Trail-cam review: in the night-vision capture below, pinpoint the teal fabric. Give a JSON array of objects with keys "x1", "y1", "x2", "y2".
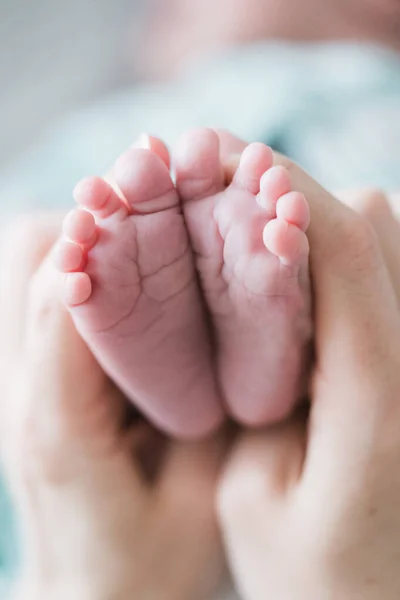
[
  {"x1": 1, "y1": 42, "x2": 399, "y2": 222},
  {"x1": 0, "y1": 475, "x2": 19, "y2": 590},
  {"x1": 1, "y1": 41, "x2": 400, "y2": 584}
]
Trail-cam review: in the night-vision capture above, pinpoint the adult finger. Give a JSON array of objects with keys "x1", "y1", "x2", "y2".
[
  {"x1": 216, "y1": 130, "x2": 247, "y2": 184},
  {"x1": 0, "y1": 214, "x2": 63, "y2": 445},
  {"x1": 3, "y1": 245, "x2": 150, "y2": 577},
  {"x1": 0, "y1": 213, "x2": 63, "y2": 363},
  {"x1": 156, "y1": 431, "x2": 229, "y2": 594},
  {"x1": 158, "y1": 429, "x2": 230, "y2": 501},
  {"x1": 338, "y1": 189, "x2": 400, "y2": 304},
  {"x1": 218, "y1": 417, "x2": 306, "y2": 541},
  {"x1": 19, "y1": 257, "x2": 128, "y2": 471},
  {"x1": 275, "y1": 155, "x2": 400, "y2": 392},
  {"x1": 288, "y1": 177, "x2": 400, "y2": 484}
]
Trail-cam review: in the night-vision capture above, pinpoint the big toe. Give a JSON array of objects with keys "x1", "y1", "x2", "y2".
[
  {"x1": 174, "y1": 128, "x2": 225, "y2": 202},
  {"x1": 114, "y1": 147, "x2": 177, "y2": 214}
]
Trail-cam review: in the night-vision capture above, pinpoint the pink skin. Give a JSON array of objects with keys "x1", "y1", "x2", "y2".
[
  {"x1": 55, "y1": 130, "x2": 311, "y2": 435},
  {"x1": 55, "y1": 137, "x2": 223, "y2": 439},
  {"x1": 174, "y1": 129, "x2": 311, "y2": 425}
]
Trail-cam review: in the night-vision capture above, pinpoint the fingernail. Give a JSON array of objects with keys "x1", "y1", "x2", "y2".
[{"x1": 131, "y1": 133, "x2": 151, "y2": 149}]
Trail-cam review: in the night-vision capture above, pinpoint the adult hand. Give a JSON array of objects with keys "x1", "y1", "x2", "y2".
[
  {"x1": 218, "y1": 177, "x2": 400, "y2": 599},
  {"x1": 0, "y1": 214, "x2": 227, "y2": 600}
]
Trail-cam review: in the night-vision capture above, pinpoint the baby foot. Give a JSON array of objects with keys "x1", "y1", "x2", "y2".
[
  {"x1": 175, "y1": 129, "x2": 312, "y2": 425},
  {"x1": 54, "y1": 138, "x2": 224, "y2": 438}
]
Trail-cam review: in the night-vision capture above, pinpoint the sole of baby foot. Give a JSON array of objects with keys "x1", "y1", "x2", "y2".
[
  {"x1": 175, "y1": 128, "x2": 312, "y2": 426},
  {"x1": 54, "y1": 137, "x2": 224, "y2": 439}
]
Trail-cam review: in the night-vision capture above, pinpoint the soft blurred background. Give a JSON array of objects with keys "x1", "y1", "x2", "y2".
[
  {"x1": 1, "y1": 0, "x2": 400, "y2": 208},
  {"x1": 0, "y1": 0, "x2": 275, "y2": 168},
  {"x1": 0, "y1": 0, "x2": 141, "y2": 165}
]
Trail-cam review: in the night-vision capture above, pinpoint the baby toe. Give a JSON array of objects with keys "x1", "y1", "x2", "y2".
[
  {"x1": 257, "y1": 166, "x2": 292, "y2": 217},
  {"x1": 63, "y1": 208, "x2": 97, "y2": 247},
  {"x1": 232, "y1": 143, "x2": 273, "y2": 195},
  {"x1": 63, "y1": 272, "x2": 92, "y2": 306},
  {"x1": 114, "y1": 148, "x2": 177, "y2": 213},
  {"x1": 263, "y1": 219, "x2": 309, "y2": 266},
  {"x1": 276, "y1": 191, "x2": 310, "y2": 232},
  {"x1": 54, "y1": 240, "x2": 84, "y2": 273},
  {"x1": 73, "y1": 177, "x2": 125, "y2": 218},
  {"x1": 175, "y1": 128, "x2": 225, "y2": 201}
]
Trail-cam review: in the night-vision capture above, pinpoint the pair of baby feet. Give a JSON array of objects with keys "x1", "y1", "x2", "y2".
[{"x1": 54, "y1": 129, "x2": 311, "y2": 438}]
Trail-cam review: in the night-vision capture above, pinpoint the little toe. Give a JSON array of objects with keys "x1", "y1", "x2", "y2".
[
  {"x1": 276, "y1": 191, "x2": 310, "y2": 232},
  {"x1": 54, "y1": 240, "x2": 84, "y2": 273},
  {"x1": 114, "y1": 148, "x2": 177, "y2": 213},
  {"x1": 73, "y1": 176, "x2": 126, "y2": 219},
  {"x1": 174, "y1": 128, "x2": 225, "y2": 201},
  {"x1": 63, "y1": 272, "x2": 92, "y2": 306},
  {"x1": 263, "y1": 219, "x2": 309, "y2": 266},
  {"x1": 63, "y1": 208, "x2": 97, "y2": 247},
  {"x1": 257, "y1": 166, "x2": 292, "y2": 217},
  {"x1": 231, "y1": 143, "x2": 273, "y2": 195}
]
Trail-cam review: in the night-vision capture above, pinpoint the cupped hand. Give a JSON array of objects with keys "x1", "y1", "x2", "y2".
[
  {"x1": 218, "y1": 178, "x2": 400, "y2": 600},
  {"x1": 0, "y1": 214, "x2": 227, "y2": 600}
]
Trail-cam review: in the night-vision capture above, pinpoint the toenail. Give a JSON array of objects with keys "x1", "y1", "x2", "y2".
[{"x1": 132, "y1": 133, "x2": 151, "y2": 150}]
